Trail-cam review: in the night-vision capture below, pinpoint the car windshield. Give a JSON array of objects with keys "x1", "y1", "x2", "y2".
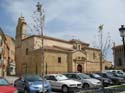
[
  {"x1": 114, "y1": 73, "x2": 123, "y2": 77},
  {"x1": 79, "y1": 73, "x2": 91, "y2": 79},
  {"x1": 24, "y1": 75, "x2": 43, "y2": 81},
  {"x1": 56, "y1": 75, "x2": 68, "y2": 81},
  {"x1": 0, "y1": 78, "x2": 9, "y2": 86},
  {"x1": 106, "y1": 72, "x2": 115, "y2": 77},
  {"x1": 92, "y1": 74, "x2": 101, "y2": 78},
  {"x1": 117, "y1": 71, "x2": 123, "y2": 75}
]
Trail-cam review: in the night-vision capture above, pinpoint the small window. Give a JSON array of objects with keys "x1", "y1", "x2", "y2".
[
  {"x1": 77, "y1": 44, "x2": 81, "y2": 50},
  {"x1": 49, "y1": 76, "x2": 57, "y2": 81},
  {"x1": 65, "y1": 74, "x2": 72, "y2": 78},
  {"x1": 26, "y1": 48, "x2": 28, "y2": 55},
  {"x1": 118, "y1": 58, "x2": 122, "y2": 66},
  {"x1": 93, "y1": 52, "x2": 96, "y2": 59},
  {"x1": 0, "y1": 54, "x2": 1, "y2": 60},
  {"x1": 58, "y1": 57, "x2": 61, "y2": 63},
  {"x1": 103, "y1": 74, "x2": 107, "y2": 78},
  {"x1": 72, "y1": 74, "x2": 78, "y2": 79}
]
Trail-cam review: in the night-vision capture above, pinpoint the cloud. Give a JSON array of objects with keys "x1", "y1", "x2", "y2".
[
  {"x1": 2, "y1": 0, "x2": 124, "y2": 43},
  {"x1": 1, "y1": 0, "x2": 125, "y2": 61}
]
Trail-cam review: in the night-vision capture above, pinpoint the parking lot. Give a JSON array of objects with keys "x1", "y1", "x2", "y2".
[
  {"x1": 5, "y1": 75, "x2": 125, "y2": 93},
  {"x1": 5, "y1": 76, "x2": 80, "y2": 93}
]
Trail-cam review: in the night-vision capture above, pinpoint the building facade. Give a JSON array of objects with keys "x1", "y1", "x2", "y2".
[
  {"x1": 6, "y1": 35, "x2": 15, "y2": 75},
  {"x1": 112, "y1": 44, "x2": 125, "y2": 70},
  {"x1": 15, "y1": 16, "x2": 105, "y2": 76},
  {"x1": 0, "y1": 28, "x2": 15, "y2": 76}
]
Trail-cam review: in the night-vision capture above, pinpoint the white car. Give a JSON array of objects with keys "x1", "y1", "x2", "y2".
[
  {"x1": 63, "y1": 73, "x2": 102, "y2": 89},
  {"x1": 44, "y1": 74, "x2": 82, "y2": 93}
]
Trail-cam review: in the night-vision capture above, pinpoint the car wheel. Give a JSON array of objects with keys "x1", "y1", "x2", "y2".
[
  {"x1": 62, "y1": 85, "x2": 69, "y2": 93},
  {"x1": 83, "y1": 83, "x2": 89, "y2": 89}
]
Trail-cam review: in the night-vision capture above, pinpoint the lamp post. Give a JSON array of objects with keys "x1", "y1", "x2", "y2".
[
  {"x1": 36, "y1": 2, "x2": 45, "y2": 93},
  {"x1": 119, "y1": 25, "x2": 125, "y2": 67},
  {"x1": 99, "y1": 25, "x2": 103, "y2": 72}
]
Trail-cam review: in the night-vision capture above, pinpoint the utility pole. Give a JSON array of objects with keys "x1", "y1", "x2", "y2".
[
  {"x1": 99, "y1": 25, "x2": 103, "y2": 72},
  {"x1": 36, "y1": 2, "x2": 45, "y2": 93}
]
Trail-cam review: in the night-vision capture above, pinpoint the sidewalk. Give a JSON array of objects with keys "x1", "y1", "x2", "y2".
[{"x1": 5, "y1": 75, "x2": 18, "y2": 83}]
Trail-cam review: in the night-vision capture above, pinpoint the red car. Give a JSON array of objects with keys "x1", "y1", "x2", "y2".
[{"x1": 0, "y1": 77, "x2": 18, "y2": 93}]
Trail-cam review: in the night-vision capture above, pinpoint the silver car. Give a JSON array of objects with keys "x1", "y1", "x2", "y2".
[{"x1": 63, "y1": 73, "x2": 102, "y2": 89}]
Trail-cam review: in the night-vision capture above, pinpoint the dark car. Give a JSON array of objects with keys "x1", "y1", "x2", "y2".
[
  {"x1": 0, "y1": 77, "x2": 18, "y2": 93},
  {"x1": 96, "y1": 72, "x2": 125, "y2": 85},
  {"x1": 88, "y1": 73, "x2": 113, "y2": 87},
  {"x1": 14, "y1": 74, "x2": 51, "y2": 93}
]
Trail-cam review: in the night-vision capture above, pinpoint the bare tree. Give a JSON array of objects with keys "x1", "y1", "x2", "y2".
[
  {"x1": 28, "y1": 2, "x2": 46, "y2": 93},
  {"x1": 92, "y1": 25, "x2": 112, "y2": 71}
]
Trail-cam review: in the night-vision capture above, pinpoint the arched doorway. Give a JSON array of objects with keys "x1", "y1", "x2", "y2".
[{"x1": 77, "y1": 64, "x2": 82, "y2": 72}]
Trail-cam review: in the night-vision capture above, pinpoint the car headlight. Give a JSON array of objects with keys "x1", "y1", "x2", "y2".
[{"x1": 13, "y1": 90, "x2": 18, "y2": 93}]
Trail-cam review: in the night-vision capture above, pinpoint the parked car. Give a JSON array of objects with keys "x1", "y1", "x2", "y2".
[
  {"x1": 88, "y1": 73, "x2": 113, "y2": 87},
  {"x1": 63, "y1": 73, "x2": 102, "y2": 89},
  {"x1": 14, "y1": 74, "x2": 51, "y2": 93},
  {"x1": 96, "y1": 72, "x2": 125, "y2": 85},
  {"x1": 0, "y1": 77, "x2": 18, "y2": 93},
  {"x1": 44, "y1": 74, "x2": 82, "y2": 93},
  {"x1": 103, "y1": 70, "x2": 125, "y2": 76},
  {"x1": 103, "y1": 70, "x2": 125, "y2": 77},
  {"x1": 111, "y1": 71, "x2": 125, "y2": 78}
]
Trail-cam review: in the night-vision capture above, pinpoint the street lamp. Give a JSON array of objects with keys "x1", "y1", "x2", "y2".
[
  {"x1": 36, "y1": 1, "x2": 44, "y2": 75},
  {"x1": 119, "y1": 25, "x2": 125, "y2": 66},
  {"x1": 36, "y1": 2, "x2": 45, "y2": 93}
]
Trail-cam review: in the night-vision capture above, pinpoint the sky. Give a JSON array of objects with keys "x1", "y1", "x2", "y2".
[{"x1": 0, "y1": 0, "x2": 125, "y2": 62}]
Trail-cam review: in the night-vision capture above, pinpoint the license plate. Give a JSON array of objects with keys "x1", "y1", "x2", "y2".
[
  {"x1": 78, "y1": 86, "x2": 81, "y2": 88},
  {"x1": 39, "y1": 89, "x2": 47, "y2": 92}
]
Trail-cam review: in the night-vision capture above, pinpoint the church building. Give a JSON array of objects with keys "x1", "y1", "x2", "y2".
[{"x1": 15, "y1": 16, "x2": 104, "y2": 76}]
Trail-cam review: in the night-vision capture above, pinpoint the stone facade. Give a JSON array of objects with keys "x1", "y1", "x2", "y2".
[
  {"x1": 0, "y1": 28, "x2": 15, "y2": 76},
  {"x1": 5, "y1": 35, "x2": 15, "y2": 75},
  {"x1": 112, "y1": 44, "x2": 125, "y2": 70},
  {"x1": 15, "y1": 16, "x2": 103, "y2": 76},
  {"x1": 104, "y1": 60, "x2": 113, "y2": 69}
]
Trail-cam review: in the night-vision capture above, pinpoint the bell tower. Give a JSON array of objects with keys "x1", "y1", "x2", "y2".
[{"x1": 15, "y1": 16, "x2": 27, "y2": 47}]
